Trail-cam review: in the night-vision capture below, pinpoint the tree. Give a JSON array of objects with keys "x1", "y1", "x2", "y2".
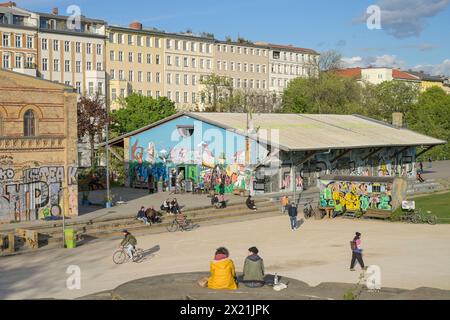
[
  {"x1": 77, "y1": 94, "x2": 109, "y2": 168},
  {"x1": 110, "y1": 93, "x2": 177, "y2": 136},
  {"x1": 318, "y1": 50, "x2": 343, "y2": 71},
  {"x1": 281, "y1": 72, "x2": 363, "y2": 114},
  {"x1": 199, "y1": 74, "x2": 233, "y2": 112},
  {"x1": 407, "y1": 87, "x2": 450, "y2": 160}
]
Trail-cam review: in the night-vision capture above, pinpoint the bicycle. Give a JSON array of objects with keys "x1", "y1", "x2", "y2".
[
  {"x1": 113, "y1": 247, "x2": 144, "y2": 264},
  {"x1": 166, "y1": 216, "x2": 194, "y2": 232},
  {"x1": 401, "y1": 209, "x2": 437, "y2": 225},
  {"x1": 303, "y1": 199, "x2": 316, "y2": 219}
]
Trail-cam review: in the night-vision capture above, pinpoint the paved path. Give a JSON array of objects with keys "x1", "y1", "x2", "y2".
[
  {"x1": 422, "y1": 160, "x2": 450, "y2": 180},
  {"x1": 0, "y1": 215, "x2": 449, "y2": 300}
]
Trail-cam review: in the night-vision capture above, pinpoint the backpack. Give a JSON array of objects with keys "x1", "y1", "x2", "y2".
[{"x1": 350, "y1": 240, "x2": 356, "y2": 251}]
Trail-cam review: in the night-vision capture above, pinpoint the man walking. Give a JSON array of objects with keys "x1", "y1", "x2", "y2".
[
  {"x1": 350, "y1": 232, "x2": 366, "y2": 271},
  {"x1": 288, "y1": 202, "x2": 298, "y2": 231}
]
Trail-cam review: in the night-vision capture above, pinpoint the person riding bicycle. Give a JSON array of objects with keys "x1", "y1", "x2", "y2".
[
  {"x1": 119, "y1": 230, "x2": 137, "y2": 260},
  {"x1": 175, "y1": 210, "x2": 189, "y2": 227}
]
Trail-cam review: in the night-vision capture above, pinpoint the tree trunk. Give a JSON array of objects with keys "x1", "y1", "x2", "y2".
[{"x1": 90, "y1": 134, "x2": 96, "y2": 169}]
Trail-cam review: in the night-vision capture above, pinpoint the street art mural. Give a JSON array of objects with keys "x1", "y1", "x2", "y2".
[
  {"x1": 0, "y1": 165, "x2": 78, "y2": 222},
  {"x1": 319, "y1": 179, "x2": 393, "y2": 212},
  {"x1": 128, "y1": 116, "x2": 260, "y2": 193}
]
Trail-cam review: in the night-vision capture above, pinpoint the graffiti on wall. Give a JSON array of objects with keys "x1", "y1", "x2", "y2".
[
  {"x1": 0, "y1": 165, "x2": 78, "y2": 222},
  {"x1": 319, "y1": 179, "x2": 393, "y2": 212}
]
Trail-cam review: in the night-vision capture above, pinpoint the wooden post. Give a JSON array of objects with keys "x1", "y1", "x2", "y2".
[{"x1": 8, "y1": 234, "x2": 14, "y2": 253}]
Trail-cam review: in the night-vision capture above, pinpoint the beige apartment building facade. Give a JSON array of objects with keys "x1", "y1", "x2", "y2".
[
  {"x1": 163, "y1": 32, "x2": 214, "y2": 110},
  {"x1": 106, "y1": 22, "x2": 165, "y2": 110}
]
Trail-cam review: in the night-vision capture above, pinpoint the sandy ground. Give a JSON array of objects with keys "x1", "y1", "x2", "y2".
[{"x1": 0, "y1": 216, "x2": 449, "y2": 300}]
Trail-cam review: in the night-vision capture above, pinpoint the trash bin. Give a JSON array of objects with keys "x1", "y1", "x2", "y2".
[{"x1": 64, "y1": 229, "x2": 77, "y2": 249}]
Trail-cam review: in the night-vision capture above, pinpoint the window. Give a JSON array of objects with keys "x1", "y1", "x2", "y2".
[
  {"x1": 86, "y1": 43, "x2": 92, "y2": 54},
  {"x1": 184, "y1": 57, "x2": 188, "y2": 67},
  {"x1": 23, "y1": 110, "x2": 36, "y2": 137},
  {"x1": 138, "y1": 53, "x2": 142, "y2": 63},
  {"x1": 64, "y1": 60, "x2": 70, "y2": 72},
  {"x1": 65, "y1": 81, "x2": 70, "y2": 86},
  {"x1": 2, "y1": 34, "x2": 10, "y2": 47},
  {"x1": 166, "y1": 39, "x2": 171, "y2": 49},
  {"x1": 88, "y1": 82, "x2": 94, "y2": 95},
  {"x1": 200, "y1": 59, "x2": 204, "y2": 69},
  {"x1": 15, "y1": 55, "x2": 22, "y2": 68},
  {"x1": 156, "y1": 55, "x2": 160, "y2": 64},
  {"x1": 175, "y1": 91, "x2": 180, "y2": 103},
  {"x1": 184, "y1": 74, "x2": 188, "y2": 85},
  {"x1": 53, "y1": 59, "x2": 59, "y2": 72},
  {"x1": 273, "y1": 51, "x2": 280, "y2": 59},
  {"x1": 110, "y1": 50, "x2": 115, "y2": 61},
  {"x1": 184, "y1": 92, "x2": 188, "y2": 103},
  {"x1": 175, "y1": 74, "x2": 180, "y2": 85},
  {"x1": 110, "y1": 69, "x2": 115, "y2": 80},
  {"x1": 147, "y1": 54, "x2": 152, "y2": 64},
  {"x1": 192, "y1": 92, "x2": 196, "y2": 103},
  {"x1": 129, "y1": 70, "x2": 134, "y2": 82},
  {"x1": 119, "y1": 70, "x2": 124, "y2": 80},
  {"x1": 25, "y1": 56, "x2": 33, "y2": 69},
  {"x1": 86, "y1": 61, "x2": 92, "y2": 71},
  {"x1": 120, "y1": 89, "x2": 125, "y2": 97},
  {"x1": 147, "y1": 90, "x2": 152, "y2": 97},
  {"x1": 128, "y1": 52, "x2": 133, "y2": 62},
  {"x1": 76, "y1": 82, "x2": 81, "y2": 94},
  {"x1": 53, "y1": 40, "x2": 59, "y2": 51},
  {"x1": 156, "y1": 91, "x2": 160, "y2": 98},
  {"x1": 192, "y1": 75, "x2": 196, "y2": 86},
  {"x1": 75, "y1": 42, "x2": 81, "y2": 53},
  {"x1": 42, "y1": 58, "x2": 48, "y2": 71},
  {"x1": 128, "y1": 35, "x2": 133, "y2": 45},
  {"x1": 97, "y1": 62, "x2": 102, "y2": 71},
  {"x1": 155, "y1": 38, "x2": 160, "y2": 48},
  {"x1": 96, "y1": 44, "x2": 102, "y2": 55},
  {"x1": 111, "y1": 88, "x2": 117, "y2": 101},
  {"x1": 40, "y1": 39, "x2": 47, "y2": 51},
  {"x1": 175, "y1": 56, "x2": 180, "y2": 67},
  {"x1": 117, "y1": 34, "x2": 123, "y2": 44},
  {"x1": 167, "y1": 55, "x2": 172, "y2": 66},
  {"x1": 64, "y1": 41, "x2": 70, "y2": 52},
  {"x1": 76, "y1": 61, "x2": 81, "y2": 73},
  {"x1": 98, "y1": 82, "x2": 103, "y2": 95},
  {"x1": 118, "y1": 51, "x2": 123, "y2": 62},
  {"x1": 167, "y1": 73, "x2": 172, "y2": 84},
  {"x1": 147, "y1": 72, "x2": 152, "y2": 82},
  {"x1": 137, "y1": 36, "x2": 142, "y2": 46},
  {"x1": 15, "y1": 35, "x2": 21, "y2": 48},
  {"x1": 191, "y1": 58, "x2": 196, "y2": 68},
  {"x1": 146, "y1": 36, "x2": 151, "y2": 47},
  {"x1": 156, "y1": 72, "x2": 160, "y2": 83}
]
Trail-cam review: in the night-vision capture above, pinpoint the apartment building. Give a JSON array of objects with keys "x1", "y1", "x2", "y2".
[
  {"x1": 214, "y1": 41, "x2": 269, "y2": 93},
  {"x1": 335, "y1": 67, "x2": 421, "y2": 86},
  {"x1": 0, "y1": 3, "x2": 39, "y2": 77},
  {"x1": 164, "y1": 32, "x2": 214, "y2": 110},
  {"x1": 106, "y1": 22, "x2": 165, "y2": 110},
  {"x1": 263, "y1": 43, "x2": 319, "y2": 92}
]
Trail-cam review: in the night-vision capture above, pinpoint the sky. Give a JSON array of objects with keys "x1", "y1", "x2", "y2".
[{"x1": 17, "y1": 0, "x2": 450, "y2": 76}]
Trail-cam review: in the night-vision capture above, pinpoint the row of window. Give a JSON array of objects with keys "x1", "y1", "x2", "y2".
[
  {"x1": 166, "y1": 39, "x2": 212, "y2": 54},
  {"x1": 166, "y1": 55, "x2": 212, "y2": 69},
  {"x1": 110, "y1": 69, "x2": 161, "y2": 83},
  {"x1": 2, "y1": 54, "x2": 34, "y2": 69},
  {"x1": 271, "y1": 77, "x2": 291, "y2": 88},
  {"x1": 272, "y1": 51, "x2": 316, "y2": 63},
  {"x1": 271, "y1": 64, "x2": 312, "y2": 76},
  {"x1": 111, "y1": 88, "x2": 161, "y2": 101},
  {"x1": 111, "y1": 33, "x2": 162, "y2": 48},
  {"x1": 1, "y1": 34, "x2": 34, "y2": 49},
  {"x1": 40, "y1": 58, "x2": 103, "y2": 73},
  {"x1": 41, "y1": 39, "x2": 102, "y2": 55},
  {"x1": 216, "y1": 60, "x2": 267, "y2": 74},
  {"x1": 216, "y1": 44, "x2": 267, "y2": 57},
  {"x1": 110, "y1": 51, "x2": 161, "y2": 64}
]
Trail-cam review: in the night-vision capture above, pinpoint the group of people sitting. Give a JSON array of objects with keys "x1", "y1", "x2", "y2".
[
  {"x1": 136, "y1": 206, "x2": 163, "y2": 226},
  {"x1": 205, "y1": 246, "x2": 266, "y2": 290},
  {"x1": 211, "y1": 194, "x2": 227, "y2": 209},
  {"x1": 160, "y1": 198, "x2": 181, "y2": 215}
]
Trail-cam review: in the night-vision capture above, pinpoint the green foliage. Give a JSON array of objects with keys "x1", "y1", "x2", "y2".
[{"x1": 110, "y1": 93, "x2": 177, "y2": 136}]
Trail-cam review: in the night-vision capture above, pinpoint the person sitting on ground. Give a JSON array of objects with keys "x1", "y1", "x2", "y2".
[
  {"x1": 207, "y1": 247, "x2": 238, "y2": 290},
  {"x1": 241, "y1": 247, "x2": 265, "y2": 288},
  {"x1": 160, "y1": 199, "x2": 170, "y2": 214},
  {"x1": 171, "y1": 198, "x2": 181, "y2": 214},
  {"x1": 119, "y1": 230, "x2": 137, "y2": 260},
  {"x1": 146, "y1": 206, "x2": 162, "y2": 224},
  {"x1": 246, "y1": 196, "x2": 257, "y2": 211},
  {"x1": 136, "y1": 206, "x2": 150, "y2": 226}
]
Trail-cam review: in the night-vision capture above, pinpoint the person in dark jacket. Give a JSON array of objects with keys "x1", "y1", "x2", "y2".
[
  {"x1": 136, "y1": 206, "x2": 150, "y2": 226},
  {"x1": 246, "y1": 196, "x2": 257, "y2": 211},
  {"x1": 241, "y1": 247, "x2": 265, "y2": 288},
  {"x1": 288, "y1": 202, "x2": 298, "y2": 231}
]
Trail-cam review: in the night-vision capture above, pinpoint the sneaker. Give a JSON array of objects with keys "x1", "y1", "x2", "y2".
[{"x1": 350, "y1": 268, "x2": 356, "y2": 272}]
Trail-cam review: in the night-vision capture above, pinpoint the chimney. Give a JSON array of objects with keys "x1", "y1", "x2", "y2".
[
  {"x1": 52, "y1": 7, "x2": 59, "y2": 15},
  {"x1": 0, "y1": 1, "x2": 16, "y2": 7},
  {"x1": 392, "y1": 113, "x2": 403, "y2": 128},
  {"x1": 129, "y1": 21, "x2": 143, "y2": 30}
]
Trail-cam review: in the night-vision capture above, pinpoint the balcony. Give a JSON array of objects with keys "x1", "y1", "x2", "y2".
[
  {"x1": 0, "y1": 136, "x2": 65, "y2": 151},
  {"x1": 86, "y1": 70, "x2": 106, "y2": 81}
]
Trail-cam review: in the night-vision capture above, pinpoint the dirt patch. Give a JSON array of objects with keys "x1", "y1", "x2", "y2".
[{"x1": 266, "y1": 259, "x2": 328, "y2": 270}]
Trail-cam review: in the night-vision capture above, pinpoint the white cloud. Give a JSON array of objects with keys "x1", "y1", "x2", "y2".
[
  {"x1": 411, "y1": 59, "x2": 450, "y2": 76},
  {"x1": 356, "y1": 0, "x2": 450, "y2": 38},
  {"x1": 341, "y1": 54, "x2": 406, "y2": 69}
]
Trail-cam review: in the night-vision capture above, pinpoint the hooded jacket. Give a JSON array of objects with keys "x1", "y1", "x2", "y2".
[
  {"x1": 208, "y1": 257, "x2": 237, "y2": 290},
  {"x1": 243, "y1": 254, "x2": 265, "y2": 282}
]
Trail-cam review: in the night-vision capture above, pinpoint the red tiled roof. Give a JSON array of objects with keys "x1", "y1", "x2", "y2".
[
  {"x1": 269, "y1": 43, "x2": 318, "y2": 55},
  {"x1": 334, "y1": 68, "x2": 362, "y2": 79},
  {"x1": 392, "y1": 69, "x2": 420, "y2": 81}
]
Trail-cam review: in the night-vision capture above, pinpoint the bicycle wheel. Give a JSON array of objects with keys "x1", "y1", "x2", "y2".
[
  {"x1": 427, "y1": 215, "x2": 438, "y2": 226},
  {"x1": 183, "y1": 220, "x2": 194, "y2": 231},
  {"x1": 113, "y1": 250, "x2": 127, "y2": 265},
  {"x1": 166, "y1": 220, "x2": 179, "y2": 232}
]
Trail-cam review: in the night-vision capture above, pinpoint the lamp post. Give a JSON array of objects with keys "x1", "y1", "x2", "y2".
[{"x1": 105, "y1": 102, "x2": 111, "y2": 208}]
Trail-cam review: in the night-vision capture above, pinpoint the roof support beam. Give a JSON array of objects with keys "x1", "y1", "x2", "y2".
[
  {"x1": 362, "y1": 147, "x2": 384, "y2": 161},
  {"x1": 107, "y1": 145, "x2": 123, "y2": 162},
  {"x1": 296, "y1": 151, "x2": 320, "y2": 166},
  {"x1": 331, "y1": 149, "x2": 352, "y2": 163},
  {"x1": 391, "y1": 146, "x2": 410, "y2": 160},
  {"x1": 416, "y1": 145, "x2": 436, "y2": 159}
]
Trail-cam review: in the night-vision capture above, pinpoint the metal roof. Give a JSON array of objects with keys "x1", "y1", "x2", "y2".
[{"x1": 101, "y1": 112, "x2": 446, "y2": 151}]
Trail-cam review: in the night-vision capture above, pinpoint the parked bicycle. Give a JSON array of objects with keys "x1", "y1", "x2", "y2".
[
  {"x1": 303, "y1": 199, "x2": 318, "y2": 219},
  {"x1": 113, "y1": 247, "x2": 144, "y2": 264},
  {"x1": 401, "y1": 208, "x2": 437, "y2": 225},
  {"x1": 166, "y1": 215, "x2": 195, "y2": 232}
]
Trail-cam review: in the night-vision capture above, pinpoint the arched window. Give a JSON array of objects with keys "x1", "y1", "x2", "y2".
[{"x1": 24, "y1": 109, "x2": 36, "y2": 137}]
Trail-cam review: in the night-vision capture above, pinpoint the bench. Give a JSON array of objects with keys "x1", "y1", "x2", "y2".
[
  {"x1": 15, "y1": 229, "x2": 39, "y2": 249},
  {"x1": 363, "y1": 209, "x2": 392, "y2": 220}
]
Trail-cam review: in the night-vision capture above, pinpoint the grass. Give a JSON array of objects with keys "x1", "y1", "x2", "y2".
[{"x1": 392, "y1": 192, "x2": 450, "y2": 224}]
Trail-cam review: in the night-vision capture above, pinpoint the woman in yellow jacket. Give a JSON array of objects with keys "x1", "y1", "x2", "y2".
[{"x1": 208, "y1": 247, "x2": 238, "y2": 290}]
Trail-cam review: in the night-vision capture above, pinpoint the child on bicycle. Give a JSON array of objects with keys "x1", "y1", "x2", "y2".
[{"x1": 119, "y1": 230, "x2": 137, "y2": 260}]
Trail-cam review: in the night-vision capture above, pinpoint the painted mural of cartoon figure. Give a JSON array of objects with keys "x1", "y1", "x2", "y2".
[{"x1": 146, "y1": 142, "x2": 156, "y2": 164}]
